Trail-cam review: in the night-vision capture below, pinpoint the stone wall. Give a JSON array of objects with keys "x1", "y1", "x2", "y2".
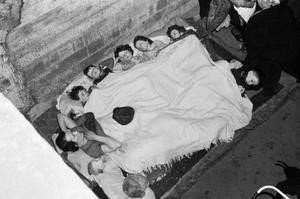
[
  {"x1": 7, "y1": 0, "x2": 198, "y2": 111},
  {"x1": 1, "y1": 0, "x2": 34, "y2": 113}
]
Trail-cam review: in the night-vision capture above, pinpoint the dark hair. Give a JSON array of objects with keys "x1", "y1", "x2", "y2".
[
  {"x1": 69, "y1": 86, "x2": 86, "y2": 101},
  {"x1": 241, "y1": 68, "x2": 265, "y2": 89},
  {"x1": 83, "y1": 65, "x2": 96, "y2": 79},
  {"x1": 166, "y1": 25, "x2": 186, "y2": 38},
  {"x1": 133, "y1": 35, "x2": 153, "y2": 49},
  {"x1": 55, "y1": 131, "x2": 79, "y2": 152},
  {"x1": 114, "y1": 44, "x2": 134, "y2": 59}
]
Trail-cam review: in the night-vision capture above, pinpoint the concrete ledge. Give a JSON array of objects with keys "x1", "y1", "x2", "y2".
[{"x1": 161, "y1": 72, "x2": 298, "y2": 199}]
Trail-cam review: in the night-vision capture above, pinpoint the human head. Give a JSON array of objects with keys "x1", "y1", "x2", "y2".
[
  {"x1": 257, "y1": 0, "x2": 279, "y2": 10},
  {"x1": 114, "y1": 44, "x2": 134, "y2": 62},
  {"x1": 83, "y1": 65, "x2": 102, "y2": 80},
  {"x1": 242, "y1": 68, "x2": 264, "y2": 87},
  {"x1": 122, "y1": 173, "x2": 149, "y2": 198},
  {"x1": 55, "y1": 131, "x2": 79, "y2": 152},
  {"x1": 69, "y1": 86, "x2": 89, "y2": 103},
  {"x1": 87, "y1": 157, "x2": 105, "y2": 176},
  {"x1": 133, "y1": 35, "x2": 153, "y2": 52},
  {"x1": 166, "y1": 25, "x2": 186, "y2": 40}
]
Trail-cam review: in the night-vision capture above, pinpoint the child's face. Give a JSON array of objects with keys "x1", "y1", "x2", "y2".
[
  {"x1": 65, "y1": 131, "x2": 87, "y2": 146},
  {"x1": 135, "y1": 40, "x2": 150, "y2": 52},
  {"x1": 87, "y1": 67, "x2": 102, "y2": 79},
  {"x1": 246, "y1": 70, "x2": 259, "y2": 85},
  {"x1": 119, "y1": 50, "x2": 133, "y2": 62},
  {"x1": 170, "y1": 29, "x2": 181, "y2": 40},
  {"x1": 78, "y1": 89, "x2": 89, "y2": 103}
]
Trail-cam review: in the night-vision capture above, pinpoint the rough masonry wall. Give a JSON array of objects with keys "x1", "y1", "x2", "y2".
[{"x1": 7, "y1": 0, "x2": 198, "y2": 109}]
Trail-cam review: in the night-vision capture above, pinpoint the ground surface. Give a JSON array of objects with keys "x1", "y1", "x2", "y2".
[{"x1": 180, "y1": 86, "x2": 300, "y2": 199}]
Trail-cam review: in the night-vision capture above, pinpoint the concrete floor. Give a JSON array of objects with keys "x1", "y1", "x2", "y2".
[{"x1": 180, "y1": 85, "x2": 300, "y2": 199}]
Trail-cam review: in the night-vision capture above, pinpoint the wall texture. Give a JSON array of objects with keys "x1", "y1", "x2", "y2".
[{"x1": 7, "y1": 0, "x2": 198, "y2": 110}]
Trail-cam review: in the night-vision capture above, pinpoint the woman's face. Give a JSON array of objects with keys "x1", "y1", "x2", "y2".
[
  {"x1": 170, "y1": 29, "x2": 181, "y2": 40},
  {"x1": 87, "y1": 67, "x2": 102, "y2": 79},
  {"x1": 118, "y1": 50, "x2": 133, "y2": 62},
  {"x1": 246, "y1": 70, "x2": 259, "y2": 85},
  {"x1": 65, "y1": 131, "x2": 87, "y2": 147},
  {"x1": 78, "y1": 89, "x2": 89, "y2": 103},
  {"x1": 135, "y1": 40, "x2": 150, "y2": 52}
]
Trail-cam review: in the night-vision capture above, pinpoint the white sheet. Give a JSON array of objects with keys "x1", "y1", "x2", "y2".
[{"x1": 84, "y1": 35, "x2": 252, "y2": 173}]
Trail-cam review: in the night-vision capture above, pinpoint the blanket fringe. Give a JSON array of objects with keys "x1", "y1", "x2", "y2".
[{"x1": 142, "y1": 136, "x2": 234, "y2": 173}]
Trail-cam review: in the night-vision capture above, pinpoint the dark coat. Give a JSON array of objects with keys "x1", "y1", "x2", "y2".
[{"x1": 243, "y1": 2, "x2": 300, "y2": 95}]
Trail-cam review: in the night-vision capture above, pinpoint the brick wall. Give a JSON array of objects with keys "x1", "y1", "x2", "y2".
[{"x1": 7, "y1": 0, "x2": 198, "y2": 107}]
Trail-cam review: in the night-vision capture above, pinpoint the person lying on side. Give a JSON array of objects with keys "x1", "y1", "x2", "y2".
[
  {"x1": 56, "y1": 113, "x2": 121, "y2": 157},
  {"x1": 166, "y1": 25, "x2": 201, "y2": 43},
  {"x1": 83, "y1": 64, "x2": 112, "y2": 86},
  {"x1": 228, "y1": 59, "x2": 265, "y2": 96},
  {"x1": 133, "y1": 35, "x2": 167, "y2": 61},
  {"x1": 113, "y1": 44, "x2": 144, "y2": 72}
]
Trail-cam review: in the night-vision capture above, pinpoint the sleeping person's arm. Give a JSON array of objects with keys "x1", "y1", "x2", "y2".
[
  {"x1": 57, "y1": 113, "x2": 77, "y2": 132},
  {"x1": 85, "y1": 131, "x2": 121, "y2": 150}
]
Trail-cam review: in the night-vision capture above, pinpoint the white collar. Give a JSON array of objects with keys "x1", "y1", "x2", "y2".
[{"x1": 234, "y1": 3, "x2": 257, "y2": 23}]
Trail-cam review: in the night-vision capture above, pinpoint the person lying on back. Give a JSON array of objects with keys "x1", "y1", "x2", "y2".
[
  {"x1": 83, "y1": 64, "x2": 112, "y2": 85},
  {"x1": 133, "y1": 35, "x2": 167, "y2": 61},
  {"x1": 113, "y1": 44, "x2": 144, "y2": 72}
]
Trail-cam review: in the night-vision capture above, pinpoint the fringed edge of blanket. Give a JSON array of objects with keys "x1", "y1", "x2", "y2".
[{"x1": 142, "y1": 135, "x2": 234, "y2": 174}]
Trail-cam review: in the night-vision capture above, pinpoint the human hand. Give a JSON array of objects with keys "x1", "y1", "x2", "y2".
[{"x1": 230, "y1": 59, "x2": 243, "y2": 69}]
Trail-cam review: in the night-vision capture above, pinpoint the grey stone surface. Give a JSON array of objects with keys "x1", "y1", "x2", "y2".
[{"x1": 180, "y1": 85, "x2": 300, "y2": 199}]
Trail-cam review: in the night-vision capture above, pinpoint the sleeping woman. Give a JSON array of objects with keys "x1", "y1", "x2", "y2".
[
  {"x1": 133, "y1": 35, "x2": 167, "y2": 61},
  {"x1": 56, "y1": 86, "x2": 121, "y2": 157},
  {"x1": 113, "y1": 44, "x2": 144, "y2": 72}
]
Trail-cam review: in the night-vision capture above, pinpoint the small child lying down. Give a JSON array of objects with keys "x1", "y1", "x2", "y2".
[{"x1": 88, "y1": 151, "x2": 156, "y2": 199}]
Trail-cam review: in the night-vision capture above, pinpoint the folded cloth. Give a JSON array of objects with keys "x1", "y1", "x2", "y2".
[{"x1": 112, "y1": 107, "x2": 135, "y2": 125}]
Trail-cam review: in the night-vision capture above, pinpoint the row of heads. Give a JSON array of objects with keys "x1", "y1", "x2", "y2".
[{"x1": 114, "y1": 25, "x2": 186, "y2": 60}]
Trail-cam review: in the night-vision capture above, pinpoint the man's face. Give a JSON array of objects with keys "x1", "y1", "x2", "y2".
[
  {"x1": 170, "y1": 29, "x2": 181, "y2": 40},
  {"x1": 246, "y1": 70, "x2": 259, "y2": 85},
  {"x1": 135, "y1": 40, "x2": 150, "y2": 52},
  {"x1": 87, "y1": 67, "x2": 102, "y2": 79},
  {"x1": 78, "y1": 89, "x2": 89, "y2": 103},
  {"x1": 119, "y1": 50, "x2": 133, "y2": 62},
  {"x1": 65, "y1": 131, "x2": 87, "y2": 147},
  {"x1": 257, "y1": 0, "x2": 279, "y2": 9}
]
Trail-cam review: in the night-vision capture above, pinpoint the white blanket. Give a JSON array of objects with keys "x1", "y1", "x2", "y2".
[{"x1": 84, "y1": 35, "x2": 253, "y2": 173}]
